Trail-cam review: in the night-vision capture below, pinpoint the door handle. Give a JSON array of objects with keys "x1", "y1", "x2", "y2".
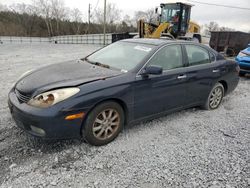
[
  {"x1": 177, "y1": 74, "x2": 187, "y2": 79},
  {"x1": 212, "y1": 69, "x2": 220, "y2": 73}
]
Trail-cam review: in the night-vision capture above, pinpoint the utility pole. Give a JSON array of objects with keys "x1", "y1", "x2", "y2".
[
  {"x1": 103, "y1": 0, "x2": 107, "y2": 45},
  {"x1": 87, "y1": 3, "x2": 91, "y2": 34}
]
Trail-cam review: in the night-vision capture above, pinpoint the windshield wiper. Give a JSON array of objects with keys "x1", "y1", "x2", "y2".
[
  {"x1": 83, "y1": 58, "x2": 125, "y2": 72},
  {"x1": 84, "y1": 58, "x2": 110, "y2": 69}
]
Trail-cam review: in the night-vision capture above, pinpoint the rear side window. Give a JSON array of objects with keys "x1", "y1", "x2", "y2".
[{"x1": 185, "y1": 45, "x2": 210, "y2": 66}]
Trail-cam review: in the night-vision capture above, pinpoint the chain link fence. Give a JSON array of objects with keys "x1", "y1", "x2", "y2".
[
  {"x1": 0, "y1": 34, "x2": 113, "y2": 45},
  {"x1": 51, "y1": 34, "x2": 112, "y2": 44},
  {"x1": 0, "y1": 36, "x2": 50, "y2": 43}
]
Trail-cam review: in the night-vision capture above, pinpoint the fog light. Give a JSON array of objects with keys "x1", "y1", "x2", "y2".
[{"x1": 30, "y1": 125, "x2": 46, "y2": 136}]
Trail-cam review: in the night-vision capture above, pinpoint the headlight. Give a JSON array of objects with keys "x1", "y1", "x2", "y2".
[
  {"x1": 27, "y1": 88, "x2": 80, "y2": 108},
  {"x1": 238, "y1": 52, "x2": 248, "y2": 57}
]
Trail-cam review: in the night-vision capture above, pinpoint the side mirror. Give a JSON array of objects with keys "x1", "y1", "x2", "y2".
[
  {"x1": 140, "y1": 65, "x2": 163, "y2": 76},
  {"x1": 248, "y1": 43, "x2": 250, "y2": 48}
]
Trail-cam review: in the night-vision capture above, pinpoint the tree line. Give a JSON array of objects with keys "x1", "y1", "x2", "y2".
[
  {"x1": 201, "y1": 21, "x2": 235, "y2": 36},
  {"x1": 0, "y1": 0, "x2": 137, "y2": 37},
  {"x1": 0, "y1": 0, "x2": 240, "y2": 37}
]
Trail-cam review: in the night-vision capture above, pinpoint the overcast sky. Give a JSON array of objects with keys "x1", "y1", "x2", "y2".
[{"x1": 1, "y1": 0, "x2": 250, "y2": 32}]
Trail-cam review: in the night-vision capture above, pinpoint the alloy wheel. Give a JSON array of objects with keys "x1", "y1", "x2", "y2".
[
  {"x1": 209, "y1": 87, "x2": 223, "y2": 109},
  {"x1": 92, "y1": 108, "x2": 120, "y2": 140}
]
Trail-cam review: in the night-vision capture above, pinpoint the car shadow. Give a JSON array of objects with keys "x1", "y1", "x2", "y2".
[{"x1": 240, "y1": 74, "x2": 250, "y2": 79}]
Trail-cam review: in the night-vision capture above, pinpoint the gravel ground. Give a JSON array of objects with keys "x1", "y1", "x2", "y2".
[{"x1": 0, "y1": 44, "x2": 249, "y2": 188}]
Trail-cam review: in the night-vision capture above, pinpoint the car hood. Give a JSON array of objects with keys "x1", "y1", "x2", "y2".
[{"x1": 15, "y1": 60, "x2": 122, "y2": 95}]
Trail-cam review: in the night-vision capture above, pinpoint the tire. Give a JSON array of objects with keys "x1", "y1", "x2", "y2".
[
  {"x1": 82, "y1": 101, "x2": 124, "y2": 146},
  {"x1": 203, "y1": 83, "x2": 224, "y2": 110}
]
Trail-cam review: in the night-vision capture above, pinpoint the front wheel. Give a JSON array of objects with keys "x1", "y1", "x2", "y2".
[
  {"x1": 203, "y1": 83, "x2": 224, "y2": 110},
  {"x1": 82, "y1": 101, "x2": 124, "y2": 146}
]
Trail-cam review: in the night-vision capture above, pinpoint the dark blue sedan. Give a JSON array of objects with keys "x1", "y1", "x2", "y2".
[{"x1": 8, "y1": 39, "x2": 239, "y2": 146}]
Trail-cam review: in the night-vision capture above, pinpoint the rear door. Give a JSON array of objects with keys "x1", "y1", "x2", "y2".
[
  {"x1": 133, "y1": 44, "x2": 188, "y2": 120},
  {"x1": 183, "y1": 44, "x2": 225, "y2": 105}
]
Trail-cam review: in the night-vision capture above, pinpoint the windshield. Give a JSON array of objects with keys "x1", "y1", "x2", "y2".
[
  {"x1": 161, "y1": 4, "x2": 180, "y2": 23},
  {"x1": 85, "y1": 41, "x2": 154, "y2": 71}
]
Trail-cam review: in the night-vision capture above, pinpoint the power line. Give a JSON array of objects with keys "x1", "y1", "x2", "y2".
[{"x1": 187, "y1": 0, "x2": 250, "y2": 10}]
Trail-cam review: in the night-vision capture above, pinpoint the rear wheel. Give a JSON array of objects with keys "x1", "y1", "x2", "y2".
[
  {"x1": 82, "y1": 101, "x2": 124, "y2": 146},
  {"x1": 203, "y1": 83, "x2": 224, "y2": 110}
]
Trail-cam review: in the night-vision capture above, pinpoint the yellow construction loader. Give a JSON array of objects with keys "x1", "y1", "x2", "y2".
[{"x1": 138, "y1": 1, "x2": 202, "y2": 42}]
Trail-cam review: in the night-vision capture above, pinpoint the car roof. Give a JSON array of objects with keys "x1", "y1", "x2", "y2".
[
  {"x1": 121, "y1": 38, "x2": 220, "y2": 57},
  {"x1": 121, "y1": 38, "x2": 201, "y2": 46},
  {"x1": 121, "y1": 38, "x2": 174, "y2": 46}
]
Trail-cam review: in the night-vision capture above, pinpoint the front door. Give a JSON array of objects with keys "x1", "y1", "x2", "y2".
[{"x1": 133, "y1": 44, "x2": 188, "y2": 120}]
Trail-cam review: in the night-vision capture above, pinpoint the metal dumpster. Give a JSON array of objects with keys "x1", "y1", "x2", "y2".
[
  {"x1": 111, "y1": 33, "x2": 138, "y2": 43},
  {"x1": 209, "y1": 31, "x2": 250, "y2": 56}
]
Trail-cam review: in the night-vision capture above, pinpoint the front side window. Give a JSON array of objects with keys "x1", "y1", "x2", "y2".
[
  {"x1": 148, "y1": 45, "x2": 183, "y2": 70},
  {"x1": 185, "y1": 45, "x2": 210, "y2": 66}
]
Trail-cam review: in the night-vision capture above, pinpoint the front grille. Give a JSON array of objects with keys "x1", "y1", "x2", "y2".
[{"x1": 15, "y1": 89, "x2": 31, "y2": 103}]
